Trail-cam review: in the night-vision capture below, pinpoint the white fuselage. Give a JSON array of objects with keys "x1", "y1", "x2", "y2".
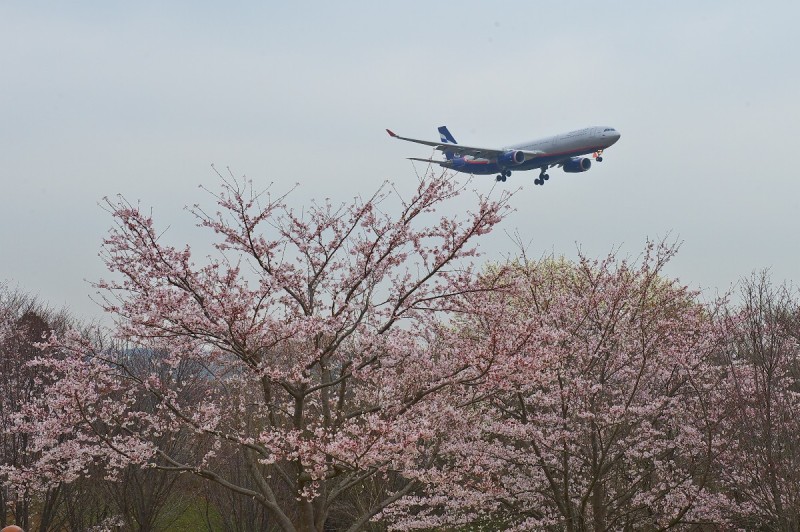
[
  {"x1": 509, "y1": 126, "x2": 620, "y2": 160},
  {"x1": 449, "y1": 126, "x2": 621, "y2": 176}
]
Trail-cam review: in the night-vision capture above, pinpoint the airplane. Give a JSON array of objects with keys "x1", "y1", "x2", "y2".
[{"x1": 386, "y1": 125, "x2": 621, "y2": 185}]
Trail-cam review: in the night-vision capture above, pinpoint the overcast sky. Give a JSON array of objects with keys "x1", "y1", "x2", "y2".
[{"x1": 2, "y1": 1, "x2": 799, "y2": 320}]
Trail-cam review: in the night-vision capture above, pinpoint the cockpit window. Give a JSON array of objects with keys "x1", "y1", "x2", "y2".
[{"x1": 603, "y1": 128, "x2": 615, "y2": 132}]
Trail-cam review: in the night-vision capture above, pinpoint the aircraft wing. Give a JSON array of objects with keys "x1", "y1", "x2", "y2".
[{"x1": 387, "y1": 129, "x2": 544, "y2": 161}]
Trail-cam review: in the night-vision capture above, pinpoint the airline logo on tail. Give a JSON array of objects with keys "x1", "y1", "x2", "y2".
[
  {"x1": 438, "y1": 126, "x2": 457, "y2": 144},
  {"x1": 438, "y1": 126, "x2": 457, "y2": 160}
]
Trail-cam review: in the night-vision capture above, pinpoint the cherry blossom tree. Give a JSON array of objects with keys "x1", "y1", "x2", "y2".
[
  {"x1": 0, "y1": 287, "x2": 76, "y2": 532},
  {"x1": 388, "y1": 244, "x2": 735, "y2": 530},
  {"x1": 12, "y1": 170, "x2": 511, "y2": 532},
  {"x1": 718, "y1": 273, "x2": 800, "y2": 530},
  {"x1": 94, "y1": 345, "x2": 209, "y2": 531}
]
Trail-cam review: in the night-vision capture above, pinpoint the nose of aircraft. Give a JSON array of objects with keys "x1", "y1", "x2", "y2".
[{"x1": 599, "y1": 127, "x2": 621, "y2": 145}]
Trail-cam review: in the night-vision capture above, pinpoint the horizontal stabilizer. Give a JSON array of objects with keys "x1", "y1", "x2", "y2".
[{"x1": 408, "y1": 157, "x2": 448, "y2": 166}]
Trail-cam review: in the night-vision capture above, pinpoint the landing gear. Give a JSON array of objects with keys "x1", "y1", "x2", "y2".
[
  {"x1": 496, "y1": 174, "x2": 507, "y2": 182},
  {"x1": 496, "y1": 169, "x2": 511, "y2": 182},
  {"x1": 594, "y1": 150, "x2": 604, "y2": 162},
  {"x1": 535, "y1": 170, "x2": 549, "y2": 186}
]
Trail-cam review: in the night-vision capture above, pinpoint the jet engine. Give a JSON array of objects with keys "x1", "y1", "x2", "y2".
[
  {"x1": 497, "y1": 150, "x2": 525, "y2": 166},
  {"x1": 562, "y1": 157, "x2": 592, "y2": 173}
]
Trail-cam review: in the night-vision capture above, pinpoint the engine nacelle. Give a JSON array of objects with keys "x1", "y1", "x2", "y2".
[
  {"x1": 562, "y1": 157, "x2": 592, "y2": 173},
  {"x1": 497, "y1": 150, "x2": 525, "y2": 166}
]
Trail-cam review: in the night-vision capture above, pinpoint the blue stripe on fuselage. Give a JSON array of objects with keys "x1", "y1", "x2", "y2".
[{"x1": 450, "y1": 145, "x2": 606, "y2": 176}]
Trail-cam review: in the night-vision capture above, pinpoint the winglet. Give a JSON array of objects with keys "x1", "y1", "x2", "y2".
[{"x1": 386, "y1": 129, "x2": 398, "y2": 138}]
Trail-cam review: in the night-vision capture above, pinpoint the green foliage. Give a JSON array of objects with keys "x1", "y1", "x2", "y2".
[{"x1": 163, "y1": 497, "x2": 224, "y2": 532}]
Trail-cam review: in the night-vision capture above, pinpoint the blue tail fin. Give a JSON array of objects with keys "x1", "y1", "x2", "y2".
[
  {"x1": 438, "y1": 126, "x2": 457, "y2": 144},
  {"x1": 438, "y1": 126, "x2": 457, "y2": 160}
]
